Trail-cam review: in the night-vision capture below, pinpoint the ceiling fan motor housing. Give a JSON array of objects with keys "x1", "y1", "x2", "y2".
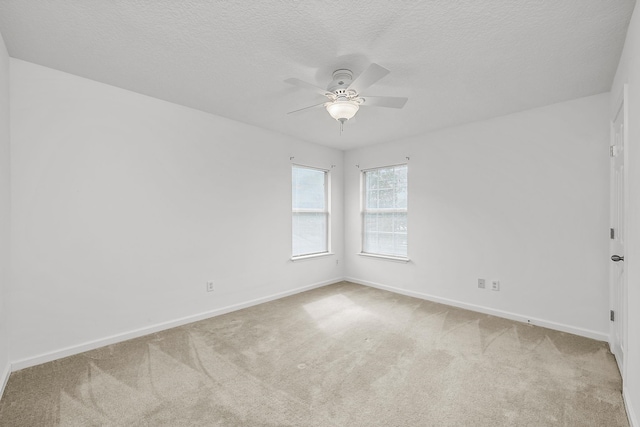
[{"x1": 327, "y1": 69, "x2": 353, "y2": 93}]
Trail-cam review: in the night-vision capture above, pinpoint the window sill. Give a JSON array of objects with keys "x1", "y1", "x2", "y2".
[
  {"x1": 291, "y1": 252, "x2": 334, "y2": 262},
  {"x1": 358, "y1": 253, "x2": 410, "y2": 263}
]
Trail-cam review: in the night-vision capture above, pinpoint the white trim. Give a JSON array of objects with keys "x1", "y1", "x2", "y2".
[
  {"x1": 11, "y1": 278, "x2": 343, "y2": 371},
  {"x1": 291, "y1": 164, "x2": 331, "y2": 259},
  {"x1": 291, "y1": 252, "x2": 334, "y2": 262},
  {"x1": 9, "y1": 275, "x2": 612, "y2": 372},
  {"x1": 357, "y1": 253, "x2": 410, "y2": 263},
  {"x1": 345, "y1": 277, "x2": 608, "y2": 341},
  {"x1": 291, "y1": 162, "x2": 330, "y2": 173},
  {"x1": 625, "y1": 386, "x2": 638, "y2": 427},
  {"x1": 609, "y1": 83, "x2": 629, "y2": 377},
  {"x1": 360, "y1": 161, "x2": 409, "y2": 172},
  {"x1": 361, "y1": 164, "x2": 409, "y2": 259},
  {"x1": 0, "y1": 362, "x2": 10, "y2": 400}
]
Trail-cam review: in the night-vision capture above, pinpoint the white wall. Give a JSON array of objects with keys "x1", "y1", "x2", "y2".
[
  {"x1": 0, "y1": 32, "x2": 10, "y2": 393},
  {"x1": 611, "y1": 3, "x2": 640, "y2": 425},
  {"x1": 345, "y1": 93, "x2": 611, "y2": 340},
  {"x1": 10, "y1": 59, "x2": 344, "y2": 366}
]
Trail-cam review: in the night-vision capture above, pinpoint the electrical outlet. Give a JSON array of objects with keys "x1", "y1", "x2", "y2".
[
  {"x1": 491, "y1": 280, "x2": 500, "y2": 291},
  {"x1": 206, "y1": 281, "x2": 214, "y2": 292},
  {"x1": 478, "y1": 279, "x2": 485, "y2": 289}
]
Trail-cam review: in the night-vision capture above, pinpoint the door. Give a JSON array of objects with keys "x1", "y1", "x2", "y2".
[{"x1": 610, "y1": 86, "x2": 627, "y2": 374}]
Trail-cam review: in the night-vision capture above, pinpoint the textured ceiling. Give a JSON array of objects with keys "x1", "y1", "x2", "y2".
[{"x1": 0, "y1": 1, "x2": 635, "y2": 150}]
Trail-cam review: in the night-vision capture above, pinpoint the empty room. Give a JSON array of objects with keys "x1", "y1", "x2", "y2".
[{"x1": 0, "y1": 1, "x2": 639, "y2": 426}]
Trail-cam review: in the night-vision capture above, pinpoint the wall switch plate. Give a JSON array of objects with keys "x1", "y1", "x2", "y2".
[
  {"x1": 478, "y1": 279, "x2": 485, "y2": 289},
  {"x1": 491, "y1": 280, "x2": 500, "y2": 291},
  {"x1": 206, "y1": 282, "x2": 214, "y2": 292}
]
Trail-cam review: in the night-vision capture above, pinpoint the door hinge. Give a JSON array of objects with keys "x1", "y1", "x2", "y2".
[
  {"x1": 610, "y1": 146, "x2": 616, "y2": 157},
  {"x1": 610, "y1": 228, "x2": 615, "y2": 239},
  {"x1": 610, "y1": 310, "x2": 615, "y2": 322}
]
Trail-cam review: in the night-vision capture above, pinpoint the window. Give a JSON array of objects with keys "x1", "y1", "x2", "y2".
[
  {"x1": 362, "y1": 164, "x2": 408, "y2": 258},
  {"x1": 292, "y1": 165, "x2": 329, "y2": 257}
]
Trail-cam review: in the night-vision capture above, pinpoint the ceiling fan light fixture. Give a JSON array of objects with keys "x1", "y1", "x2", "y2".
[{"x1": 326, "y1": 99, "x2": 359, "y2": 122}]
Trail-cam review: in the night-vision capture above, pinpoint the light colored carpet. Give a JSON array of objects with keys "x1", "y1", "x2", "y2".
[{"x1": 0, "y1": 281, "x2": 628, "y2": 426}]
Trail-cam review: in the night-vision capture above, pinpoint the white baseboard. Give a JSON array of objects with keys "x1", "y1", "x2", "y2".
[
  {"x1": 0, "y1": 362, "x2": 10, "y2": 400},
  {"x1": 11, "y1": 278, "x2": 342, "y2": 371},
  {"x1": 625, "y1": 387, "x2": 638, "y2": 427},
  {"x1": 10, "y1": 275, "x2": 609, "y2": 371},
  {"x1": 345, "y1": 277, "x2": 608, "y2": 342}
]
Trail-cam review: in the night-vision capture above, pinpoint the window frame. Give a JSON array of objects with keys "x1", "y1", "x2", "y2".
[
  {"x1": 291, "y1": 164, "x2": 331, "y2": 260},
  {"x1": 360, "y1": 163, "x2": 409, "y2": 261}
]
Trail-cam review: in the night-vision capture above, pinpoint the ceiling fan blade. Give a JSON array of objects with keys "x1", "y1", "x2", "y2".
[
  {"x1": 361, "y1": 96, "x2": 408, "y2": 109},
  {"x1": 284, "y1": 78, "x2": 330, "y2": 96},
  {"x1": 287, "y1": 101, "x2": 327, "y2": 114},
  {"x1": 347, "y1": 63, "x2": 390, "y2": 94}
]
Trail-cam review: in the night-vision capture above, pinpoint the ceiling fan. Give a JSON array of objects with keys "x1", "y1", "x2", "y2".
[{"x1": 284, "y1": 63, "x2": 408, "y2": 131}]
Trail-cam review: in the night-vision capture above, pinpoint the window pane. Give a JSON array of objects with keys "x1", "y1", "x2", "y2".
[
  {"x1": 378, "y1": 233, "x2": 394, "y2": 255},
  {"x1": 292, "y1": 212, "x2": 327, "y2": 256},
  {"x1": 363, "y1": 165, "x2": 408, "y2": 258},
  {"x1": 363, "y1": 231, "x2": 378, "y2": 254},
  {"x1": 292, "y1": 167, "x2": 326, "y2": 210},
  {"x1": 363, "y1": 213, "x2": 407, "y2": 257},
  {"x1": 392, "y1": 212, "x2": 405, "y2": 231},
  {"x1": 366, "y1": 189, "x2": 379, "y2": 209},
  {"x1": 396, "y1": 188, "x2": 407, "y2": 209},
  {"x1": 395, "y1": 231, "x2": 408, "y2": 255},
  {"x1": 366, "y1": 169, "x2": 379, "y2": 190},
  {"x1": 378, "y1": 189, "x2": 395, "y2": 209}
]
